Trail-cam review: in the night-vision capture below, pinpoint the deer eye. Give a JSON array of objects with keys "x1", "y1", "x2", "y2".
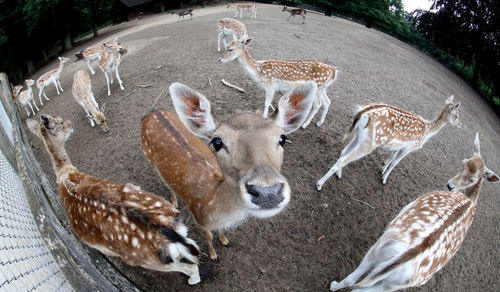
[
  {"x1": 228, "y1": 48, "x2": 234, "y2": 52},
  {"x1": 210, "y1": 137, "x2": 224, "y2": 152},
  {"x1": 279, "y1": 135, "x2": 287, "y2": 147}
]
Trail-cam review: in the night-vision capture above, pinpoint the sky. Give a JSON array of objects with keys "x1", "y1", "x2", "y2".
[{"x1": 401, "y1": 0, "x2": 433, "y2": 12}]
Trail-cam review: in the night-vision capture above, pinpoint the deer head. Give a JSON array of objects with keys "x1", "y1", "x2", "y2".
[
  {"x1": 25, "y1": 79, "x2": 34, "y2": 87},
  {"x1": 58, "y1": 56, "x2": 70, "y2": 64},
  {"x1": 444, "y1": 95, "x2": 461, "y2": 128},
  {"x1": 218, "y1": 37, "x2": 252, "y2": 63}
]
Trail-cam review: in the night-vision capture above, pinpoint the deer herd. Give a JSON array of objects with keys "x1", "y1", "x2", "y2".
[{"x1": 10, "y1": 4, "x2": 497, "y2": 291}]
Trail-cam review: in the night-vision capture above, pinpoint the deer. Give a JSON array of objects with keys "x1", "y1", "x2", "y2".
[
  {"x1": 72, "y1": 70, "x2": 109, "y2": 132},
  {"x1": 227, "y1": 4, "x2": 257, "y2": 19},
  {"x1": 26, "y1": 114, "x2": 201, "y2": 285},
  {"x1": 172, "y1": 9, "x2": 193, "y2": 21},
  {"x1": 219, "y1": 38, "x2": 338, "y2": 127},
  {"x1": 316, "y1": 95, "x2": 462, "y2": 190},
  {"x1": 282, "y1": 6, "x2": 306, "y2": 24},
  {"x1": 217, "y1": 18, "x2": 248, "y2": 52},
  {"x1": 141, "y1": 81, "x2": 317, "y2": 261},
  {"x1": 15, "y1": 79, "x2": 39, "y2": 116},
  {"x1": 12, "y1": 84, "x2": 23, "y2": 100},
  {"x1": 329, "y1": 133, "x2": 499, "y2": 292},
  {"x1": 36, "y1": 56, "x2": 70, "y2": 106},
  {"x1": 98, "y1": 43, "x2": 124, "y2": 96},
  {"x1": 76, "y1": 39, "x2": 126, "y2": 75}
]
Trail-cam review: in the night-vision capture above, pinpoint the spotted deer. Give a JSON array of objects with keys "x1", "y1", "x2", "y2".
[
  {"x1": 78, "y1": 39, "x2": 126, "y2": 75},
  {"x1": 16, "y1": 79, "x2": 39, "y2": 116},
  {"x1": 98, "y1": 43, "x2": 124, "y2": 96},
  {"x1": 12, "y1": 84, "x2": 23, "y2": 100},
  {"x1": 72, "y1": 70, "x2": 109, "y2": 132},
  {"x1": 329, "y1": 133, "x2": 499, "y2": 292},
  {"x1": 36, "y1": 56, "x2": 70, "y2": 106},
  {"x1": 219, "y1": 38, "x2": 338, "y2": 127},
  {"x1": 141, "y1": 82, "x2": 317, "y2": 261},
  {"x1": 217, "y1": 18, "x2": 247, "y2": 52},
  {"x1": 282, "y1": 6, "x2": 306, "y2": 24},
  {"x1": 26, "y1": 114, "x2": 201, "y2": 285},
  {"x1": 316, "y1": 95, "x2": 462, "y2": 190},
  {"x1": 227, "y1": 4, "x2": 257, "y2": 19}
]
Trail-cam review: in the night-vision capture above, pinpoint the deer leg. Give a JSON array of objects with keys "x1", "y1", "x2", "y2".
[
  {"x1": 90, "y1": 93, "x2": 98, "y2": 109},
  {"x1": 32, "y1": 99, "x2": 40, "y2": 111},
  {"x1": 382, "y1": 148, "x2": 412, "y2": 184},
  {"x1": 287, "y1": 14, "x2": 292, "y2": 21},
  {"x1": 263, "y1": 87, "x2": 276, "y2": 118},
  {"x1": 316, "y1": 89, "x2": 331, "y2": 127},
  {"x1": 234, "y1": 10, "x2": 238, "y2": 18},
  {"x1": 27, "y1": 102, "x2": 35, "y2": 116},
  {"x1": 218, "y1": 229, "x2": 230, "y2": 247},
  {"x1": 43, "y1": 88, "x2": 50, "y2": 101},
  {"x1": 217, "y1": 31, "x2": 223, "y2": 52},
  {"x1": 54, "y1": 81, "x2": 60, "y2": 95},
  {"x1": 23, "y1": 105, "x2": 30, "y2": 117},
  {"x1": 87, "y1": 59, "x2": 96, "y2": 75},
  {"x1": 301, "y1": 93, "x2": 321, "y2": 129},
  {"x1": 115, "y1": 69, "x2": 124, "y2": 90},
  {"x1": 302, "y1": 15, "x2": 305, "y2": 24},
  {"x1": 330, "y1": 249, "x2": 377, "y2": 291},
  {"x1": 82, "y1": 106, "x2": 95, "y2": 127},
  {"x1": 382, "y1": 150, "x2": 400, "y2": 174},
  {"x1": 203, "y1": 229, "x2": 218, "y2": 262},
  {"x1": 38, "y1": 89, "x2": 44, "y2": 106},
  {"x1": 143, "y1": 262, "x2": 200, "y2": 285},
  {"x1": 57, "y1": 79, "x2": 64, "y2": 92},
  {"x1": 104, "y1": 72, "x2": 111, "y2": 96}
]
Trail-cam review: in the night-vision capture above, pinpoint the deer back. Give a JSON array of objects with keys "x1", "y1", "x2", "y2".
[{"x1": 72, "y1": 70, "x2": 92, "y2": 103}]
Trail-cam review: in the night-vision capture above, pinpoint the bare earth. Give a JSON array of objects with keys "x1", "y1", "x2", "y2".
[{"x1": 24, "y1": 4, "x2": 499, "y2": 292}]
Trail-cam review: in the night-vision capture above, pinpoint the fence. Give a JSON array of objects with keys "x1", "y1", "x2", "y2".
[{"x1": 0, "y1": 73, "x2": 139, "y2": 291}]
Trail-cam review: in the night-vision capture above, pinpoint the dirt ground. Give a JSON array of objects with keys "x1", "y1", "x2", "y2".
[{"x1": 23, "y1": 3, "x2": 499, "y2": 292}]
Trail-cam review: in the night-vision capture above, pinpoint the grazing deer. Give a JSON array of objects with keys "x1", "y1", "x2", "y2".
[
  {"x1": 217, "y1": 18, "x2": 247, "y2": 52},
  {"x1": 36, "y1": 56, "x2": 70, "y2": 106},
  {"x1": 227, "y1": 4, "x2": 257, "y2": 19},
  {"x1": 16, "y1": 79, "x2": 39, "y2": 116},
  {"x1": 282, "y1": 6, "x2": 306, "y2": 24},
  {"x1": 26, "y1": 114, "x2": 201, "y2": 285},
  {"x1": 316, "y1": 95, "x2": 462, "y2": 190},
  {"x1": 72, "y1": 70, "x2": 109, "y2": 132},
  {"x1": 219, "y1": 38, "x2": 337, "y2": 127},
  {"x1": 98, "y1": 43, "x2": 124, "y2": 96},
  {"x1": 172, "y1": 9, "x2": 193, "y2": 21},
  {"x1": 141, "y1": 82, "x2": 317, "y2": 261},
  {"x1": 76, "y1": 39, "x2": 126, "y2": 75},
  {"x1": 329, "y1": 133, "x2": 499, "y2": 292}
]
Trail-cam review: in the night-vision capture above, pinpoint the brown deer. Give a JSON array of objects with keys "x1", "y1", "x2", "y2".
[
  {"x1": 98, "y1": 43, "x2": 124, "y2": 96},
  {"x1": 217, "y1": 18, "x2": 247, "y2": 52},
  {"x1": 316, "y1": 95, "x2": 461, "y2": 189},
  {"x1": 36, "y1": 56, "x2": 70, "y2": 105},
  {"x1": 141, "y1": 81, "x2": 317, "y2": 261},
  {"x1": 16, "y1": 79, "x2": 39, "y2": 116},
  {"x1": 72, "y1": 70, "x2": 109, "y2": 132},
  {"x1": 26, "y1": 114, "x2": 201, "y2": 285},
  {"x1": 329, "y1": 133, "x2": 499, "y2": 291},
  {"x1": 219, "y1": 38, "x2": 338, "y2": 127},
  {"x1": 172, "y1": 9, "x2": 193, "y2": 21},
  {"x1": 76, "y1": 39, "x2": 126, "y2": 75},
  {"x1": 282, "y1": 6, "x2": 306, "y2": 24},
  {"x1": 227, "y1": 4, "x2": 257, "y2": 19}
]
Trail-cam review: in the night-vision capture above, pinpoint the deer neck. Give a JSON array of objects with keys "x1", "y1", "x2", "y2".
[
  {"x1": 464, "y1": 178, "x2": 482, "y2": 205},
  {"x1": 238, "y1": 48, "x2": 261, "y2": 82},
  {"x1": 56, "y1": 61, "x2": 65, "y2": 76},
  {"x1": 41, "y1": 132, "x2": 77, "y2": 184},
  {"x1": 425, "y1": 106, "x2": 449, "y2": 139}
]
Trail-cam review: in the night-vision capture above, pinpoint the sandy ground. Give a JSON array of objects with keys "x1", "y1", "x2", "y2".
[{"x1": 23, "y1": 3, "x2": 499, "y2": 292}]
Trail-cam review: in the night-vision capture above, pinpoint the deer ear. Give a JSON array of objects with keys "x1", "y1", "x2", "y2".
[
  {"x1": 484, "y1": 168, "x2": 499, "y2": 183},
  {"x1": 273, "y1": 81, "x2": 317, "y2": 134},
  {"x1": 241, "y1": 37, "x2": 252, "y2": 46},
  {"x1": 26, "y1": 119, "x2": 41, "y2": 138},
  {"x1": 40, "y1": 114, "x2": 55, "y2": 134},
  {"x1": 445, "y1": 95, "x2": 454, "y2": 104},
  {"x1": 169, "y1": 82, "x2": 217, "y2": 140},
  {"x1": 473, "y1": 133, "x2": 480, "y2": 155}
]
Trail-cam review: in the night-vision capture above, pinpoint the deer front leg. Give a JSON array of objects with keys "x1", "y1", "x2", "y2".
[
  {"x1": 203, "y1": 229, "x2": 218, "y2": 262},
  {"x1": 23, "y1": 105, "x2": 31, "y2": 117},
  {"x1": 43, "y1": 88, "x2": 50, "y2": 101},
  {"x1": 38, "y1": 89, "x2": 44, "y2": 106},
  {"x1": 316, "y1": 89, "x2": 331, "y2": 127},
  {"x1": 234, "y1": 10, "x2": 238, "y2": 18},
  {"x1": 57, "y1": 79, "x2": 64, "y2": 92},
  {"x1": 115, "y1": 69, "x2": 124, "y2": 90},
  {"x1": 104, "y1": 72, "x2": 111, "y2": 96},
  {"x1": 382, "y1": 150, "x2": 400, "y2": 174},
  {"x1": 217, "y1": 31, "x2": 223, "y2": 52},
  {"x1": 82, "y1": 105, "x2": 95, "y2": 127},
  {"x1": 32, "y1": 99, "x2": 40, "y2": 111},
  {"x1": 218, "y1": 229, "x2": 230, "y2": 247},
  {"x1": 87, "y1": 59, "x2": 96, "y2": 75},
  {"x1": 263, "y1": 87, "x2": 276, "y2": 118},
  {"x1": 54, "y1": 81, "x2": 60, "y2": 95},
  {"x1": 27, "y1": 102, "x2": 35, "y2": 116}
]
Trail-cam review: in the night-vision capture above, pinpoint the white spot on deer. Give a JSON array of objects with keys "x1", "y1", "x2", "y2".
[
  {"x1": 154, "y1": 201, "x2": 162, "y2": 207},
  {"x1": 132, "y1": 237, "x2": 140, "y2": 248}
]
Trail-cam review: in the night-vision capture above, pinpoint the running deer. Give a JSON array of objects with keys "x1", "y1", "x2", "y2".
[
  {"x1": 26, "y1": 114, "x2": 201, "y2": 285},
  {"x1": 227, "y1": 4, "x2": 257, "y2": 19},
  {"x1": 219, "y1": 38, "x2": 337, "y2": 127},
  {"x1": 329, "y1": 133, "x2": 499, "y2": 292},
  {"x1": 36, "y1": 56, "x2": 70, "y2": 105},
  {"x1": 77, "y1": 39, "x2": 126, "y2": 75},
  {"x1": 98, "y1": 43, "x2": 124, "y2": 96},
  {"x1": 217, "y1": 18, "x2": 248, "y2": 52},
  {"x1": 316, "y1": 95, "x2": 462, "y2": 190},
  {"x1": 172, "y1": 9, "x2": 193, "y2": 21},
  {"x1": 282, "y1": 6, "x2": 306, "y2": 24},
  {"x1": 16, "y1": 79, "x2": 39, "y2": 116},
  {"x1": 141, "y1": 82, "x2": 317, "y2": 261},
  {"x1": 72, "y1": 70, "x2": 109, "y2": 132}
]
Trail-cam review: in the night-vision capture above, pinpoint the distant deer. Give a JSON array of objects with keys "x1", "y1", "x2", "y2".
[
  {"x1": 76, "y1": 39, "x2": 126, "y2": 75},
  {"x1": 217, "y1": 18, "x2": 247, "y2": 52},
  {"x1": 12, "y1": 84, "x2": 23, "y2": 100},
  {"x1": 316, "y1": 95, "x2": 462, "y2": 190},
  {"x1": 227, "y1": 4, "x2": 257, "y2": 19},
  {"x1": 36, "y1": 56, "x2": 70, "y2": 105},
  {"x1": 329, "y1": 133, "x2": 499, "y2": 292},
  {"x1": 72, "y1": 70, "x2": 109, "y2": 132},
  {"x1": 282, "y1": 6, "x2": 306, "y2": 24},
  {"x1": 16, "y1": 79, "x2": 39, "y2": 116},
  {"x1": 98, "y1": 43, "x2": 124, "y2": 96},
  {"x1": 26, "y1": 114, "x2": 201, "y2": 285},
  {"x1": 141, "y1": 82, "x2": 317, "y2": 261},
  {"x1": 219, "y1": 38, "x2": 338, "y2": 127},
  {"x1": 172, "y1": 9, "x2": 193, "y2": 21}
]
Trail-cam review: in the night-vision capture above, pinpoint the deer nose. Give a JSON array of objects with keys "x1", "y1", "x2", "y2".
[
  {"x1": 246, "y1": 183, "x2": 284, "y2": 209},
  {"x1": 447, "y1": 183, "x2": 454, "y2": 191}
]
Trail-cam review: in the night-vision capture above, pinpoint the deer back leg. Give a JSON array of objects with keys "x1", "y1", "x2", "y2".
[
  {"x1": 316, "y1": 87, "x2": 331, "y2": 127},
  {"x1": 301, "y1": 93, "x2": 321, "y2": 129},
  {"x1": 262, "y1": 86, "x2": 276, "y2": 118},
  {"x1": 203, "y1": 229, "x2": 218, "y2": 262},
  {"x1": 87, "y1": 59, "x2": 96, "y2": 75},
  {"x1": 382, "y1": 147, "x2": 412, "y2": 184}
]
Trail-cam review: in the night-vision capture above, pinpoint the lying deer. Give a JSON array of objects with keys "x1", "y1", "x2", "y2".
[
  {"x1": 316, "y1": 95, "x2": 461, "y2": 190},
  {"x1": 227, "y1": 4, "x2": 257, "y2": 19},
  {"x1": 36, "y1": 56, "x2": 70, "y2": 105},
  {"x1": 282, "y1": 6, "x2": 306, "y2": 24},
  {"x1": 217, "y1": 18, "x2": 247, "y2": 52},
  {"x1": 219, "y1": 38, "x2": 338, "y2": 127},
  {"x1": 76, "y1": 39, "x2": 126, "y2": 75},
  {"x1": 16, "y1": 79, "x2": 39, "y2": 116},
  {"x1": 72, "y1": 70, "x2": 109, "y2": 132},
  {"x1": 329, "y1": 133, "x2": 499, "y2": 291},
  {"x1": 141, "y1": 82, "x2": 317, "y2": 261},
  {"x1": 172, "y1": 9, "x2": 193, "y2": 21},
  {"x1": 98, "y1": 43, "x2": 124, "y2": 96},
  {"x1": 26, "y1": 114, "x2": 201, "y2": 285}
]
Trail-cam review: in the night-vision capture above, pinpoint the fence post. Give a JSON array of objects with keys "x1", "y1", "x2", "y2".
[{"x1": 0, "y1": 72, "x2": 17, "y2": 172}]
